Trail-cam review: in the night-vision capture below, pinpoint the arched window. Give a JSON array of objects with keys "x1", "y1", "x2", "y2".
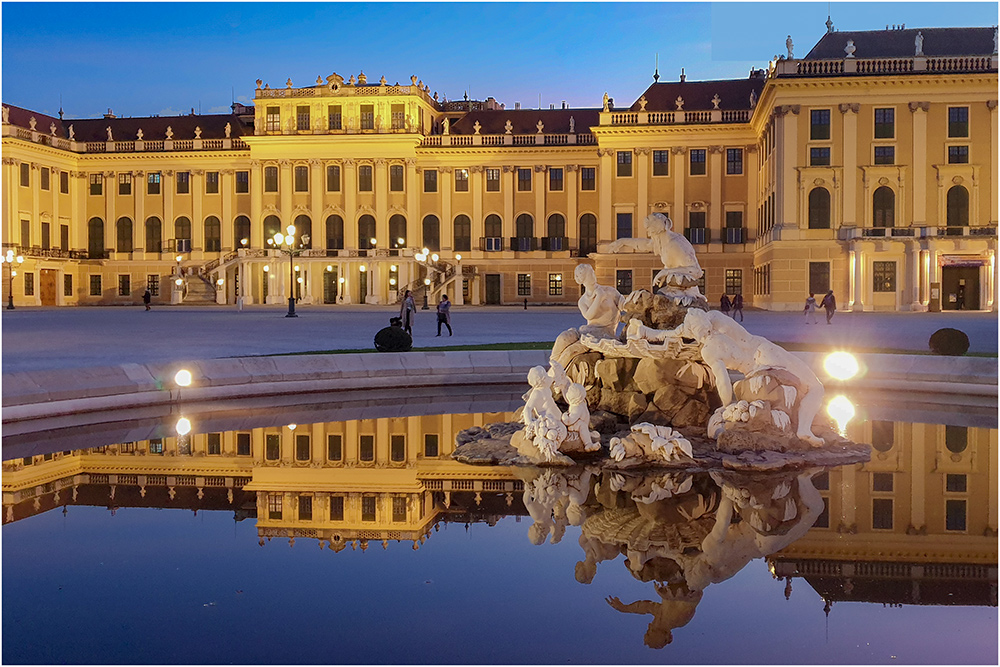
[
  {"x1": 263, "y1": 215, "x2": 282, "y2": 240},
  {"x1": 389, "y1": 215, "x2": 407, "y2": 248},
  {"x1": 947, "y1": 185, "x2": 969, "y2": 228},
  {"x1": 293, "y1": 214, "x2": 312, "y2": 249},
  {"x1": 484, "y1": 214, "x2": 503, "y2": 238},
  {"x1": 422, "y1": 215, "x2": 440, "y2": 251},
  {"x1": 546, "y1": 214, "x2": 566, "y2": 250},
  {"x1": 88, "y1": 217, "x2": 105, "y2": 258},
  {"x1": 808, "y1": 188, "x2": 831, "y2": 229},
  {"x1": 872, "y1": 187, "x2": 894, "y2": 228},
  {"x1": 358, "y1": 215, "x2": 376, "y2": 249},
  {"x1": 516, "y1": 213, "x2": 534, "y2": 238},
  {"x1": 453, "y1": 215, "x2": 471, "y2": 252},
  {"x1": 116, "y1": 217, "x2": 133, "y2": 253},
  {"x1": 145, "y1": 217, "x2": 162, "y2": 253},
  {"x1": 234, "y1": 216, "x2": 251, "y2": 247},
  {"x1": 326, "y1": 215, "x2": 344, "y2": 250},
  {"x1": 174, "y1": 216, "x2": 192, "y2": 248},
  {"x1": 579, "y1": 213, "x2": 597, "y2": 255},
  {"x1": 204, "y1": 216, "x2": 221, "y2": 252}
]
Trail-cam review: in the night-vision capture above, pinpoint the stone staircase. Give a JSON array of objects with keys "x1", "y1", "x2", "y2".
[{"x1": 182, "y1": 274, "x2": 217, "y2": 304}]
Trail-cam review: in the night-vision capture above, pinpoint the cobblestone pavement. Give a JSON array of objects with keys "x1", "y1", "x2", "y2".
[{"x1": 2, "y1": 304, "x2": 996, "y2": 374}]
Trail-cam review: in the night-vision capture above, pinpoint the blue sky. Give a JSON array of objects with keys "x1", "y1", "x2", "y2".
[{"x1": 2, "y1": 2, "x2": 997, "y2": 120}]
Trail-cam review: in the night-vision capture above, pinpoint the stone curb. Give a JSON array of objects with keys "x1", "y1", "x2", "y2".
[{"x1": 2, "y1": 349, "x2": 994, "y2": 425}]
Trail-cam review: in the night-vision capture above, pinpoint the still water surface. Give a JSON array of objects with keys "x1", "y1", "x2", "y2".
[{"x1": 2, "y1": 388, "x2": 996, "y2": 664}]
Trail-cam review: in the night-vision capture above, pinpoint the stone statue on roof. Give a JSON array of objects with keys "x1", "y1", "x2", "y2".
[
  {"x1": 914, "y1": 32, "x2": 924, "y2": 56},
  {"x1": 638, "y1": 96, "x2": 647, "y2": 111},
  {"x1": 194, "y1": 126, "x2": 202, "y2": 139},
  {"x1": 786, "y1": 35, "x2": 794, "y2": 59},
  {"x1": 536, "y1": 119, "x2": 544, "y2": 134},
  {"x1": 674, "y1": 96, "x2": 684, "y2": 111},
  {"x1": 50, "y1": 123, "x2": 57, "y2": 136},
  {"x1": 166, "y1": 126, "x2": 173, "y2": 140},
  {"x1": 505, "y1": 119, "x2": 513, "y2": 134},
  {"x1": 1, "y1": 106, "x2": 8, "y2": 124},
  {"x1": 473, "y1": 120, "x2": 481, "y2": 135},
  {"x1": 569, "y1": 116, "x2": 575, "y2": 133},
  {"x1": 845, "y1": 39, "x2": 856, "y2": 58},
  {"x1": 711, "y1": 94, "x2": 721, "y2": 110},
  {"x1": 106, "y1": 126, "x2": 113, "y2": 141},
  {"x1": 137, "y1": 128, "x2": 143, "y2": 141},
  {"x1": 602, "y1": 92, "x2": 609, "y2": 112},
  {"x1": 442, "y1": 117, "x2": 449, "y2": 135},
  {"x1": 225, "y1": 122, "x2": 232, "y2": 138},
  {"x1": 29, "y1": 117, "x2": 36, "y2": 131},
  {"x1": 68, "y1": 125, "x2": 75, "y2": 140}
]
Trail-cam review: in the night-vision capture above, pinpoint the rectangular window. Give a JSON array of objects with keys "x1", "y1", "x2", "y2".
[
  {"x1": 20, "y1": 163, "x2": 30, "y2": 187},
  {"x1": 268, "y1": 494, "x2": 282, "y2": 519},
  {"x1": 653, "y1": 150, "x2": 670, "y2": 176},
  {"x1": 948, "y1": 107, "x2": 969, "y2": 138},
  {"x1": 419, "y1": 434, "x2": 438, "y2": 458},
  {"x1": 725, "y1": 269, "x2": 742, "y2": 295},
  {"x1": 118, "y1": 173, "x2": 131, "y2": 195},
  {"x1": 874, "y1": 146, "x2": 895, "y2": 165},
  {"x1": 60, "y1": 224, "x2": 69, "y2": 251},
  {"x1": 295, "y1": 434, "x2": 310, "y2": 461},
  {"x1": 117, "y1": 274, "x2": 130, "y2": 297},
  {"x1": 328, "y1": 105, "x2": 342, "y2": 130},
  {"x1": 689, "y1": 149, "x2": 706, "y2": 175},
  {"x1": 948, "y1": 145, "x2": 969, "y2": 164},
  {"x1": 616, "y1": 213, "x2": 632, "y2": 239},
  {"x1": 329, "y1": 496, "x2": 344, "y2": 521},
  {"x1": 235, "y1": 171, "x2": 249, "y2": 193},
  {"x1": 146, "y1": 274, "x2": 159, "y2": 297},
  {"x1": 687, "y1": 211, "x2": 707, "y2": 244},
  {"x1": 945, "y1": 499, "x2": 967, "y2": 531},
  {"x1": 361, "y1": 496, "x2": 376, "y2": 522},
  {"x1": 811, "y1": 109, "x2": 831, "y2": 140},
  {"x1": 358, "y1": 165, "x2": 373, "y2": 192},
  {"x1": 265, "y1": 107, "x2": 280, "y2": 132},
  {"x1": 517, "y1": 168, "x2": 532, "y2": 191},
  {"x1": 392, "y1": 496, "x2": 407, "y2": 522},
  {"x1": 391, "y1": 104, "x2": 405, "y2": 130},
  {"x1": 486, "y1": 168, "x2": 500, "y2": 191},
  {"x1": 23, "y1": 272, "x2": 34, "y2": 296},
  {"x1": 40, "y1": 167, "x2": 50, "y2": 190},
  {"x1": 359, "y1": 434, "x2": 375, "y2": 462},
  {"x1": 725, "y1": 211, "x2": 744, "y2": 244},
  {"x1": 390, "y1": 435, "x2": 405, "y2": 462},
  {"x1": 872, "y1": 472, "x2": 894, "y2": 492},
  {"x1": 808, "y1": 261, "x2": 830, "y2": 295},
  {"x1": 147, "y1": 172, "x2": 161, "y2": 195},
  {"x1": 726, "y1": 148, "x2": 743, "y2": 175},
  {"x1": 176, "y1": 171, "x2": 190, "y2": 194},
  {"x1": 298, "y1": 495, "x2": 312, "y2": 520},
  {"x1": 236, "y1": 432, "x2": 251, "y2": 456},
  {"x1": 946, "y1": 474, "x2": 967, "y2": 493},
  {"x1": 41, "y1": 222, "x2": 49, "y2": 250},
  {"x1": 873, "y1": 261, "x2": 896, "y2": 292},
  {"x1": 294, "y1": 165, "x2": 309, "y2": 192},
  {"x1": 296, "y1": 105, "x2": 310, "y2": 131},
  {"x1": 874, "y1": 108, "x2": 895, "y2": 138},
  {"x1": 89, "y1": 173, "x2": 103, "y2": 195},
  {"x1": 60, "y1": 171, "x2": 69, "y2": 193},
  {"x1": 549, "y1": 273, "x2": 563, "y2": 296},
  {"x1": 616, "y1": 270, "x2": 633, "y2": 295},
  {"x1": 360, "y1": 104, "x2": 374, "y2": 130},
  {"x1": 63, "y1": 274, "x2": 73, "y2": 297},
  {"x1": 454, "y1": 169, "x2": 469, "y2": 192},
  {"x1": 326, "y1": 165, "x2": 341, "y2": 192},
  {"x1": 549, "y1": 167, "x2": 563, "y2": 191},
  {"x1": 810, "y1": 147, "x2": 831, "y2": 166},
  {"x1": 517, "y1": 273, "x2": 532, "y2": 296},
  {"x1": 264, "y1": 166, "x2": 278, "y2": 192},
  {"x1": 265, "y1": 433, "x2": 280, "y2": 460},
  {"x1": 813, "y1": 472, "x2": 830, "y2": 491},
  {"x1": 389, "y1": 165, "x2": 404, "y2": 191},
  {"x1": 327, "y1": 434, "x2": 343, "y2": 461},
  {"x1": 872, "y1": 498, "x2": 893, "y2": 530},
  {"x1": 89, "y1": 274, "x2": 102, "y2": 296},
  {"x1": 945, "y1": 425, "x2": 967, "y2": 452},
  {"x1": 149, "y1": 439, "x2": 164, "y2": 455},
  {"x1": 616, "y1": 151, "x2": 632, "y2": 177},
  {"x1": 424, "y1": 169, "x2": 438, "y2": 193},
  {"x1": 815, "y1": 497, "x2": 830, "y2": 528},
  {"x1": 207, "y1": 433, "x2": 222, "y2": 455},
  {"x1": 580, "y1": 167, "x2": 596, "y2": 191},
  {"x1": 205, "y1": 171, "x2": 219, "y2": 194}
]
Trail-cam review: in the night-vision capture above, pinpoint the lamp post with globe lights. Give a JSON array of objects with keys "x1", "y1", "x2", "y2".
[
  {"x1": 1, "y1": 249, "x2": 25, "y2": 309},
  {"x1": 267, "y1": 224, "x2": 310, "y2": 318}
]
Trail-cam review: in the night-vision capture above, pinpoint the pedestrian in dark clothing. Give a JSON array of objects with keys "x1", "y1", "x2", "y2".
[
  {"x1": 399, "y1": 290, "x2": 416, "y2": 335},
  {"x1": 732, "y1": 293, "x2": 744, "y2": 321},
  {"x1": 820, "y1": 290, "x2": 837, "y2": 324},
  {"x1": 436, "y1": 294, "x2": 453, "y2": 336},
  {"x1": 142, "y1": 288, "x2": 152, "y2": 311},
  {"x1": 720, "y1": 294, "x2": 731, "y2": 316}
]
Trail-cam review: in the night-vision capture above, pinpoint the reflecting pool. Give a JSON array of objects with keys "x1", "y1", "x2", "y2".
[{"x1": 2, "y1": 388, "x2": 996, "y2": 664}]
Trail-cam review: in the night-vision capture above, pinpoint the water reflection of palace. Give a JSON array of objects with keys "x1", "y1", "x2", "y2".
[{"x1": 2, "y1": 411, "x2": 526, "y2": 549}]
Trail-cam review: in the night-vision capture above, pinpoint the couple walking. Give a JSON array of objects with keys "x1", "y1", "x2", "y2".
[
  {"x1": 399, "y1": 290, "x2": 453, "y2": 336},
  {"x1": 719, "y1": 293, "x2": 744, "y2": 321},
  {"x1": 804, "y1": 290, "x2": 837, "y2": 324}
]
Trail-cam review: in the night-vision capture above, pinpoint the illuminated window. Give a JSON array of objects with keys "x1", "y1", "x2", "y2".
[
  {"x1": 873, "y1": 261, "x2": 896, "y2": 292},
  {"x1": 454, "y1": 169, "x2": 469, "y2": 192},
  {"x1": 616, "y1": 270, "x2": 633, "y2": 295},
  {"x1": 265, "y1": 106, "x2": 280, "y2": 132},
  {"x1": 360, "y1": 104, "x2": 374, "y2": 130},
  {"x1": 391, "y1": 104, "x2": 405, "y2": 130},
  {"x1": 146, "y1": 274, "x2": 159, "y2": 297},
  {"x1": 517, "y1": 273, "x2": 531, "y2": 296},
  {"x1": 268, "y1": 494, "x2": 282, "y2": 520},
  {"x1": 725, "y1": 269, "x2": 742, "y2": 295},
  {"x1": 89, "y1": 173, "x2": 103, "y2": 195},
  {"x1": 549, "y1": 273, "x2": 563, "y2": 296},
  {"x1": 392, "y1": 497, "x2": 407, "y2": 522},
  {"x1": 149, "y1": 439, "x2": 163, "y2": 455}
]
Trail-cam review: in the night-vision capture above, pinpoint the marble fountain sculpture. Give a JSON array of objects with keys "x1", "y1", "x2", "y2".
[{"x1": 454, "y1": 212, "x2": 869, "y2": 471}]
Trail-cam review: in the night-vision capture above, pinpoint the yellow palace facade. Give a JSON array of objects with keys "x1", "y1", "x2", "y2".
[{"x1": 2, "y1": 25, "x2": 997, "y2": 311}]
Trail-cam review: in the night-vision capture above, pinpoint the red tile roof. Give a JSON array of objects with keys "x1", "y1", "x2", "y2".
[
  {"x1": 631, "y1": 77, "x2": 766, "y2": 113},
  {"x1": 450, "y1": 108, "x2": 601, "y2": 135},
  {"x1": 804, "y1": 27, "x2": 996, "y2": 60}
]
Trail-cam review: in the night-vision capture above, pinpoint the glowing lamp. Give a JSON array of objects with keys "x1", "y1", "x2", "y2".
[
  {"x1": 175, "y1": 417, "x2": 192, "y2": 436},
  {"x1": 174, "y1": 369, "x2": 193, "y2": 387},
  {"x1": 826, "y1": 395, "x2": 855, "y2": 435},
  {"x1": 824, "y1": 352, "x2": 859, "y2": 381}
]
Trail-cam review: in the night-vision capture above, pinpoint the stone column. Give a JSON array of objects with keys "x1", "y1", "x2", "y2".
[
  {"x1": 776, "y1": 105, "x2": 801, "y2": 231},
  {"x1": 375, "y1": 419, "x2": 389, "y2": 465},
  {"x1": 31, "y1": 163, "x2": 40, "y2": 250},
  {"x1": 1, "y1": 159, "x2": 15, "y2": 245},
  {"x1": 850, "y1": 245, "x2": 865, "y2": 311},
  {"x1": 908, "y1": 241, "x2": 922, "y2": 310},
  {"x1": 909, "y1": 423, "x2": 926, "y2": 533},
  {"x1": 746, "y1": 146, "x2": 759, "y2": 243},
  {"x1": 840, "y1": 103, "x2": 860, "y2": 227},
  {"x1": 405, "y1": 158, "x2": 418, "y2": 247},
  {"x1": 909, "y1": 102, "x2": 930, "y2": 226},
  {"x1": 72, "y1": 171, "x2": 85, "y2": 250},
  {"x1": 990, "y1": 100, "x2": 999, "y2": 226},
  {"x1": 163, "y1": 171, "x2": 174, "y2": 247}
]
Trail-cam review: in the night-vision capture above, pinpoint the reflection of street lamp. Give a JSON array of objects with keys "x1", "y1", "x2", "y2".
[
  {"x1": 1, "y1": 249, "x2": 25, "y2": 309},
  {"x1": 267, "y1": 225, "x2": 309, "y2": 318}
]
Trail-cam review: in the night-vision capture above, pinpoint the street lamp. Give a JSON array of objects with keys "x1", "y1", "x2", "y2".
[
  {"x1": 267, "y1": 224, "x2": 309, "y2": 318},
  {"x1": 1, "y1": 249, "x2": 25, "y2": 309},
  {"x1": 422, "y1": 277, "x2": 431, "y2": 309}
]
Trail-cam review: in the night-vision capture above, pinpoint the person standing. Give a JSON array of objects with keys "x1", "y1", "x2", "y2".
[
  {"x1": 731, "y1": 292, "x2": 744, "y2": 321},
  {"x1": 400, "y1": 290, "x2": 416, "y2": 335},
  {"x1": 720, "y1": 293, "x2": 731, "y2": 316},
  {"x1": 142, "y1": 288, "x2": 152, "y2": 311},
  {"x1": 820, "y1": 290, "x2": 837, "y2": 324},
  {"x1": 804, "y1": 293, "x2": 819, "y2": 324},
  {"x1": 436, "y1": 294, "x2": 453, "y2": 336}
]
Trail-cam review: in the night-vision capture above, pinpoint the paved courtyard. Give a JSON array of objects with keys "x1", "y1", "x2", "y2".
[{"x1": 1, "y1": 304, "x2": 996, "y2": 374}]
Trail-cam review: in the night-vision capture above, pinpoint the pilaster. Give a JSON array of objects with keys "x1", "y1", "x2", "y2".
[
  {"x1": 840, "y1": 103, "x2": 860, "y2": 226},
  {"x1": 598, "y1": 149, "x2": 614, "y2": 239},
  {"x1": 636, "y1": 148, "x2": 649, "y2": 220}
]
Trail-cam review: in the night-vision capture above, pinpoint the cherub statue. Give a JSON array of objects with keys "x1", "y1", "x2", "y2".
[
  {"x1": 521, "y1": 366, "x2": 568, "y2": 461},
  {"x1": 575, "y1": 263, "x2": 622, "y2": 338},
  {"x1": 562, "y1": 383, "x2": 601, "y2": 452}
]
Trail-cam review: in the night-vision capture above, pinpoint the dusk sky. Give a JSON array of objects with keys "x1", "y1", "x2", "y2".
[{"x1": 2, "y1": 2, "x2": 997, "y2": 120}]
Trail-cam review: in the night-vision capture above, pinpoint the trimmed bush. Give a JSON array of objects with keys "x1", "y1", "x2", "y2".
[{"x1": 928, "y1": 328, "x2": 970, "y2": 356}]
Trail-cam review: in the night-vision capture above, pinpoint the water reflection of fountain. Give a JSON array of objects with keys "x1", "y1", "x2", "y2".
[{"x1": 519, "y1": 465, "x2": 828, "y2": 648}]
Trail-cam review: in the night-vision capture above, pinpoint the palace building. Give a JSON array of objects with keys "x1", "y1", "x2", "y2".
[{"x1": 2, "y1": 24, "x2": 997, "y2": 311}]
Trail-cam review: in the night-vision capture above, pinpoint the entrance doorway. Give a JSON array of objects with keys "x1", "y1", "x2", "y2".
[
  {"x1": 485, "y1": 274, "x2": 501, "y2": 304},
  {"x1": 39, "y1": 269, "x2": 58, "y2": 305},
  {"x1": 941, "y1": 266, "x2": 980, "y2": 310},
  {"x1": 323, "y1": 270, "x2": 339, "y2": 303}
]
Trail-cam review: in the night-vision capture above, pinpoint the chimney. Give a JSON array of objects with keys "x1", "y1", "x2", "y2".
[
  {"x1": 104, "y1": 108, "x2": 115, "y2": 119},
  {"x1": 515, "y1": 102, "x2": 521, "y2": 110},
  {"x1": 549, "y1": 104, "x2": 554, "y2": 109},
  {"x1": 561, "y1": 101, "x2": 567, "y2": 109},
  {"x1": 680, "y1": 68, "x2": 686, "y2": 83}
]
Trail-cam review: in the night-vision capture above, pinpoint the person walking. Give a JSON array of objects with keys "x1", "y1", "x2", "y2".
[
  {"x1": 142, "y1": 288, "x2": 152, "y2": 311},
  {"x1": 436, "y1": 294, "x2": 453, "y2": 336},
  {"x1": 804, "y1": 293, "x2": 819, "y2": 324},
  {"x1": 820, "y1": 290, "x2": 837, "y2": 324},
  {"x1": 731, "y1": 292, "x2": 744, "y2": 321},
  {"x1": 400, "y1": 290, "x2": 416, "y2": 335},
  {"x1": 720, "y1": 293, "x2": 731, "y2": 316}
]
